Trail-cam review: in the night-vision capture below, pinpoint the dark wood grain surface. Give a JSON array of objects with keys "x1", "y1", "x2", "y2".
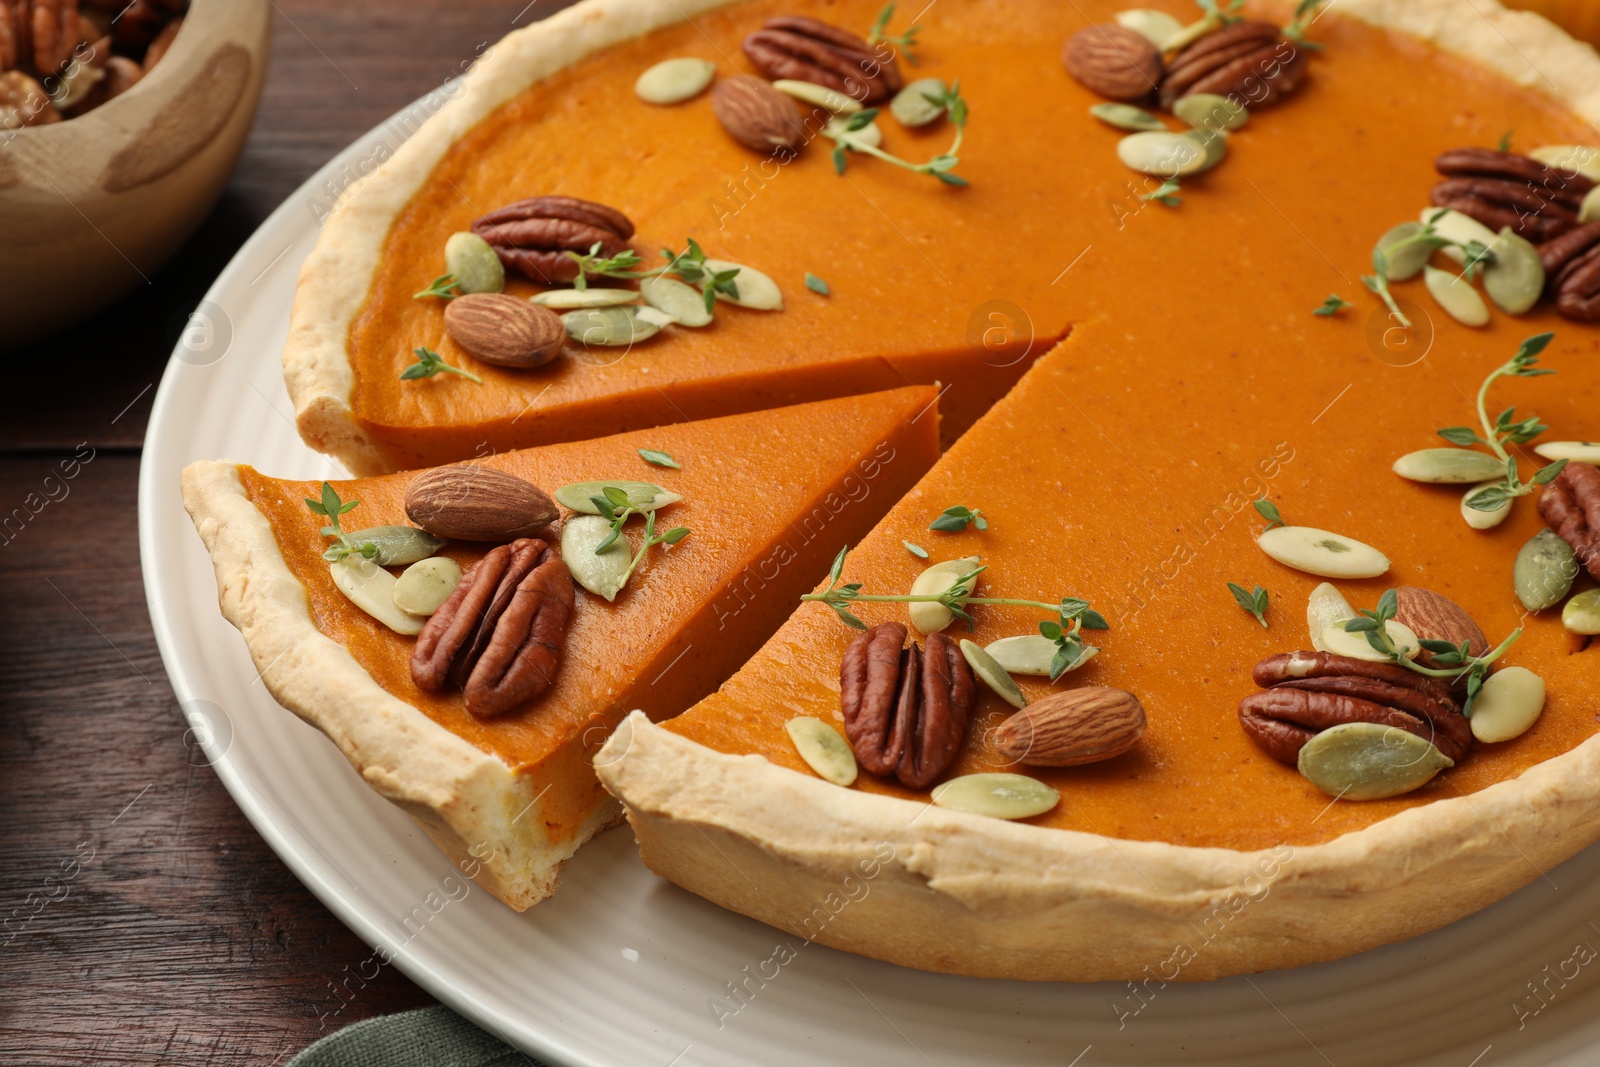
[{"x1": 0, "y1": 4, "x2": 575, "y2": 1064}]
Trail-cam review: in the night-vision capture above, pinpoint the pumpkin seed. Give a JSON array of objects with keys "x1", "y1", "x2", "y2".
[
  {"x1": 891, "y1": 78, "x2": 947, "y2": 127},
  {"x1": 554, "y1": 481, "x2": 682, "y2": 514},
  {"x1": 1089, "y1": 102, "x2": 1166, "y2": 132},
  {"x1": 1306, "y1": 582, "x2": 1357, "y2": 652},
  {"x1": 329, "y1": 558, "x2": 425, "y2": 636},
  {"x1": 785, "y1": 717, "x2": 858, "y2": 786},
  {"x1": 699, "y1": 258, "x2": 783, "y2": 311},
  {"x1": 562, "y1": 306, "x2": 661, "y2": 346},
  {"x1": 392, "y1": 556, "x2": 462, "y2": 616},
  {"x1": 1116, "y1": 130, "x2": 1209, "y2": 177},
  {"x1": 1423, "y1": 265, "x2": 1490, "y2": 327},
  {"x1": 1318, "y1": 620, "x2": 1420, "y2": 663},
  {"x1": 825, "y1": 112, "x2": 882, "y2": 147},
  {"x1": 639, "y1": 275, "x2": 713, "y2": 327},
  {"x1": 1514, "y1": 528, "x2": 1578, "y2": 611},
  {"x1": 1562, "y1": 589, "x2": 1600, "y2": 636},
  {"x1": 1391, "y1": 447, "x2": 1507, "y2": 484},
  {"x1": 1470, "y1": 666, "x2": 1546, "y2": 743},
  {"x1": 1582, "y1": 186, "x2": 1600, "y2": 225},
  {"x1": 634, "y1": 57, "x2": 715, "y2": 105},
  {"x1": 531, "y1": 288, "x2": 640, "y2": 309},
  {"x1": 1114, "y1": 8, "x2": 1185, "y2": 47},
  {"x1": 986, "y1": 634, "x2": 1097, "y2": 677},
  {"x1": 931, "y1": 773, "x2": 1060, "y2": 820},
  {"x1": 772, "y1": 78, "x2": 862, "y2": 113},
  {"x1": 634, "y1": 305, "x2": 677, "y2": 329},
  {"x1": 959, "y1": 639, "x2": 1026, "y2": 709},
  {"x1": 1173, "y1": 93, "x2": 1248, "y2": 132},
  {"x1": 343, "y1": 525, "x2": 446, "y2": 566},
  {"x1": 1528, "y1": 144, "x2": 1600, "y2": 181},
  {"x1": 1257, "y1": 526, "x2": 1390, "y2": 579},
  {"x1": 1534, "y1": 440, "x2": 1600, "y2": 465},
  {"x1": 908, "y1": 556, "x2": 980, "y2": 634},
  {"x1": 1185, "y1": 129, "x2": 1228, "y2": 174},
  {"x1": 1374, "y1": 222, "x2": 1432, "y2": 282},
  {"x1": 1461, "y1": 481, "x2": 1513, "y2": 530},
  {"x1": 561, "y1": 514, "x2": 632, "y2": 601},
  {"x1": 1482, "y1": 227, "x2": 1545, "y2": 315},
  {"x1": 1297, "y1": 722, "x2": 1453, "y2": 801},
  {"x1": 1422, "y1": 208, "x2": 1498, "y2": 266},
  {"x1": 444, "y1": 232, "x2": 505, "y2": 295}
]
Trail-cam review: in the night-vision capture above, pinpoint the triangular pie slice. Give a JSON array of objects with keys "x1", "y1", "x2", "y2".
[{"x1": 181, "y1": 385, "x2": 940, "y2": 908}]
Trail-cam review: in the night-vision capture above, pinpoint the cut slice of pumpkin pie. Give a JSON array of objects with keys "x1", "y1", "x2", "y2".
[{"x1": 180, "y1": 385, "x2": 940, "y2": 909}]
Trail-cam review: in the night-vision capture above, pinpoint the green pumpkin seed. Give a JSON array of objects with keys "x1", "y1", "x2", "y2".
[
  {"x1": 329, "y1": 558, "x2": 424, "y2": 636},
  {"x1": 1514, "y1": 528, "x2": 1579, "y2": 611},
  {"x1": 531, "y1": 288, "x2": 640, "y2": 309},
  {"x1": 1114, "y1": 8, "x2": 1185, "y2": 47},
  {"x1": 1391, "y1": 448, "x2": 1507, "y2": 484},
  {"x1": 931, "y1": 773, "x2": 1059, "y2": 820},
  {"x1": 640, "y1": 276, "x2": 713, "y2": 327},
  {"x1": 985, "y1": 634, "x2": 1097, "y2": 677},
  {"x1": 1469, "y1": 666, "x2": 1546, "y2": 743},
  {"x1": 825, "y1": 113, "x2": 882, "y2": 147},
  {"x1": 1297, "y1": 721, "x2": 1453, "y2": 801},
  {"x1": 392, "y1": 556, "x2": 462, "y2": 616},
  {"x1": 444, "y1": 232, "x2": 505, "y2": 295},
  {"x1": 1582, "y1": 186, "x2": 1600, "y2": 225},
  {"x1": 554, "y1": 481, "x2": 682, "y2": 514},
  {"x1": 773, "y1": 78, "x2": 862, "y2": 113},
  {"x1": 1423, "y1": 208, "x2": 1498, "y2": 266},
  {"x1": 1089, "y1": 102, "x2": 1166, "y2": 132},
  {"x1": 1529, "y1": 144, "x2": 1600, "y2": 181},
  {"x1": 343, "y1": 525, "x2": 446, "y2": 566},
  {"x1": 1257, "y1": 526, "x2": 1390, "y2": 579},
  {"x1": 562, "y1": 306, "x2": 661, "y2": 346},
  {"x1": 1305, "y1": 582, "x2": 1356, "y2": 652},
  {"x1": 700, "y1": 258, "x2": 783, "y2": 311},
  {"x1": 1423, "y1": 265, "x2": 1490, "y2": 327},
  {"x1": 561, "y1": 514, "x2": 631, "y2": 601},
  {"x1": 785, "y1": 718, "x2": 858, "y2": 786},
  {"x1": 891, "y1": 78, "x2": 947, "y2": 127},
  {"x1": 1116, "y1": 131, "x2": 1210, "y2": 177},
  {"x1": 1534, "y1": 441, "x2": 1600, "y2": 465},
  {"x1": 1461, "y1": 481, "x2": 1512, "y2": 530},
  {"x1": 959, "y1": 639, "x2": 1026, "y2": 709},
  {"x1": 1173, "y1": 93, "x2": 1248, "y2": 132},
  {"x1": 1482, "y1": 228, "x2": 1544, "y2": 315},
  {"x1": 1185, "y1": 130, "x2": 1228, "y2": 174},
  {"x1": 635, "y1": 57, "x2": 715, "y2": 105},
  {"x1": 908, "y1": 556, "x2": 980, "y2": 634},
  {"x1": 1562, "y1": 589, "x2": 1600, "y2": 636},
  {"x1": 1374, "y1": 222, "x2": 1432, "y2": 282}
]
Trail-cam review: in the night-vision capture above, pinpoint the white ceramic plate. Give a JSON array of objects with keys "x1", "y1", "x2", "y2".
[{"x1": 140, "y1": 95, "x2": 1600, "y2": 1067}]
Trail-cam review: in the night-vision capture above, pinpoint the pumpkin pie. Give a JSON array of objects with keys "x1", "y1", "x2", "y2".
[{"x1": 181, "y1": 386, "x2": 940, "y2": 908}]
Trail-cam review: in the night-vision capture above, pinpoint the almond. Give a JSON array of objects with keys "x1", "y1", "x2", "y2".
[
  {"x1": 991, "y1": 688, "x2": 1146, "y2": 767},
  {"x1": 711, "y1": 75, "x2": 806, "y2": 154},
  {"x1": 1062, "y1": 24, "x2": 1163, "y2": 103},
  {"x1": 443, "y1": 294, "x2": 565, "y2": 369},
  {"x1": 1393, "y1": 586, "x2": 1488, "y2": 670},
  {"x1": 404, "y1": 466, "x2": 559, "y2": 542}
]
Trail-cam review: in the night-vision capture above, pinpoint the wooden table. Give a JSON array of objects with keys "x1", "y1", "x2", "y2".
[{"x1": 0, "y1": 4, "x2": 575, "y2": 1063}]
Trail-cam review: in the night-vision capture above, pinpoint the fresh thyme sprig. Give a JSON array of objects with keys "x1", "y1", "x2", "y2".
[
  {"x1": 824, "y1": 82, "x2": 970, "y2": 186},
  {"x1": 1341, "y1": 589, "x2": 1522, "y2": 716},
  {"x1": 1313, "y1": 294, "x2": 1352, "y2": 317},
  {"x1": 1497, "y1": 130, "x2": 1515, "y2": 153},
  {"x1": 304, "y1": 483, "x2": 379, "y2": 563},
  {"x1": 638, "y1": 448, "x2": 680, "y2": 469},
  {"x1": 1163, "y1": 0, "x2": 1244, "y2": 53},
  {"x1": 662, "y1": 238, "x2": 742, "y2": 312},
  {"x1": 590, "y1": 486, "x2": 647, "y2": 552},
  {"x1": 1283, "y1": 0, "x2": 1327, "y2": 50},
  {"x1": 1364, "y1": 209, "x2": 1499, "y2": 327},
  {"x1": 930, "y1": 505, "x2": 987, "y2": 532},
  {"x1": 1253, "y1": 498, "x2": 1286, "y2": 531},
  {"x1": 866, "y1": 3, "x2": 921, "y2": 63},
  {"x1": 1143, "y1": 179, "x2": 1182, "y2": 207},
  {"x1": 414, "y1": 274, "x2": 461, "y2": 301},
  {"x1": 1441, "y1": 333, "x2": 1569, "y2": 513},
  {"x1": 401, "y1": 346, "x2": 483, "y2": 383},
  {"x1": 618, "y1": 508, "x2": 690, "y2": 586},
  {"x1": 566, "y1": 243, "x2": 649, "y2": 291},
  {"x1": 1227, "y1": 582, "x2": 1270, "y2": 628}
]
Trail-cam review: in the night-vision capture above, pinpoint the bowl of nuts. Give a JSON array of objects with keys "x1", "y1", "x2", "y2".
[{"x1": 0, "y1": 0, "x2": 271, "y2": 349}]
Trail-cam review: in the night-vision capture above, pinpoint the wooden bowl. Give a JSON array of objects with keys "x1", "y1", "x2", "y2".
[{"x1": 0, "y1": 0, "x2": 271, "y2": 350}]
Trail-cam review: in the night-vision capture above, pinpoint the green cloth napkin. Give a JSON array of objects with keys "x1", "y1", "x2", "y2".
[{"x1": 289, "y1": 1006, "x2": 542, "y2": 1067}]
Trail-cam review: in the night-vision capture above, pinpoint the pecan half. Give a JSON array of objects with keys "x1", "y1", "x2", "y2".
[
  {"x1": 1062, "y1": 24, "x2": 1162, "y2": 103},
  {"x1": 31, "y1": 0, "x2": 79, "y2": 75},
  {"x1": 1239, "y1": 651, "x2": 1471, "y2": 766},
  {"x1": 0, "y1": 69, "x2": 57, "y2": 128},
  {"x1": 410, "y1": 538, "x2": 575, "y2": 718},
  {"x1": 1430, "y1": 147, "x2": 1591, "y2": 243},
  {"x1": 742, "y1": 16, "x2": 901, "y2": 105},
  {"x1": 1538, "y1": 222, "x2": 1600, "y2": 322},
  {"x1": 1160, "y1": 22, "x2": 1306, "y2": 110},
  {"x1": 471, "y1": 196, "x2": 635, "y2": 285},
  {"x1": 1537, "y1": 462, "x2": 1600, "y2": 581},
  {"x1": 840, "y1": 622, "x2": 975, "y2": 789}
]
